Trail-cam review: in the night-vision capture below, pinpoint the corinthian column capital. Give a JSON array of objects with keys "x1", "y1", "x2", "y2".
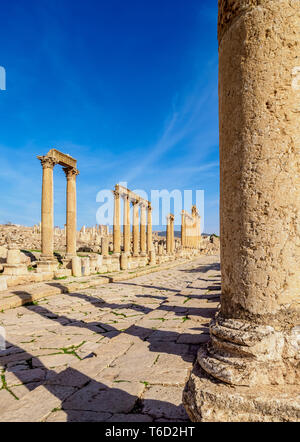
[
  {"x1": 37, "y1": 156, "x2": 57, "y2": 169},
  {"x1": 63, "y1": 167, "x2": 80, "y2": 180}
]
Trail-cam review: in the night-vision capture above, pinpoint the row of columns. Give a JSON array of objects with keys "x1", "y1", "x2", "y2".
[
  {"x1": 38, "y1": 155, "x2": 79, "y2": 261},
  {"x1": 113, "y1": 186, "x2": 153, "y2": 256}
]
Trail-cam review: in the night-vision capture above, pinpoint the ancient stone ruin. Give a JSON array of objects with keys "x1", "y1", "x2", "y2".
[
  {"x1": 37, "y1": 148, "x2": 79, "y2": 272},
  {"x1": 183, "y1": 0, "x2": 300, "y2": 422}
]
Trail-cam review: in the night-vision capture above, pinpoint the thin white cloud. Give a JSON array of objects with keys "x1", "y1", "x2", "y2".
[{"x1": 125, "y1": 59, "x2": 218, "y2": 183}]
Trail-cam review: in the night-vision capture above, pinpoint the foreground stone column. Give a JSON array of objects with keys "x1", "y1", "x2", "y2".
[
  {"x1": 183, "y1": 0, "x2": 300, "y2": 422},
  {"x1": 132, "y1": 200, "x2": 140, "y2": 257},
  {"x1": 123, "y1": 195, "x2": 131, "y2": 254},
  {"x1": 140, "y1": 203, "x2": 147, "y2": 256},
  {"x1": 38, "y1": 156, "x2": 56, "y2": 260},
  {"x1": 113, "y1": 187, "x2": 121, "y2": 255},
  {"x1": 147, "y1": 204, "x2": 153, "y2": 253},
  {"x1": 64, "y1": 167, "x2": 79, "y2": 258}
]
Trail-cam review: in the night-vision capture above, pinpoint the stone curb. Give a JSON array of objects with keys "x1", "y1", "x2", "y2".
[{"x1": 0, "y1": 256, "x2": 205, "y2": 312}]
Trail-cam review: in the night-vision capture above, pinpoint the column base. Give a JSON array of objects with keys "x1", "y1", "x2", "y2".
[
  {"x1": 183, "y1": 361, "x2": 300, "y2": 422},
  {"x1": 197, "y1": 315, "x2": 299, "y2": 387},
  {"x1": 2, "y1": 264, "x2": 28, "y2": 276},
  {"x1": 64, "y1": 253, "x2": 77, "y2": 259},
  {"x1": 40, "y1": 254, "x2": 55, "y2": 261},
  {"x1": 36, "y1": 260, "x2": 59, "y2": 273}
]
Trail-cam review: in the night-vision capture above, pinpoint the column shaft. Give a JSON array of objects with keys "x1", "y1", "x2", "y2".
[
  {"x1": 113, "y1": 188, "x2": 121, "y2": 254},
  {"x1": 132, "y1": 201, "x2": 140, "y2": 256},
  {"x1": 140, "y1": 204, "x2": 147, "y2": 255},
  {"x1": 147, "y1": 205, "x2": 153, "y2": 253},
  {"x1": 181, "y1": 212, "x2": 186, "y2": 248},
  {"x1": 166, "y1": 217, "x2": 171, "y2": 254},
  {"x1": 39, "y1": 157, "x2": 56, "y2": 260},
  {"x1": 123, "y1": 195, "x2": 131, "y2": 254},
  {"x1": 170, "y1": 217, "x2": 174, "y2": 253},
  {"x1": 64, "y1": 167, "x2": 79, "y2": 257}
]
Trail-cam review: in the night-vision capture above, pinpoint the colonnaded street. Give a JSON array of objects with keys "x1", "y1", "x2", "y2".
[{"x1": 0, "y1": 255, "x2": 220, "y2": 422}]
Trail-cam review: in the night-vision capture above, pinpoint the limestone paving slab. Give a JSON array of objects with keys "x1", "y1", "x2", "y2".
[{"x1": 0, "y1": 254, "x2": 220, "y2": 422}]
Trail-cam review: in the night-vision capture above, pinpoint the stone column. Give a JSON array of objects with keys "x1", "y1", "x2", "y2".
[
  {"x1": 101, "y1": 236, "x2": 109, "y2": 257},
  {"x1": 64, "y1": 167, "x2": 79, "y2": 258},
  {"x1": 132, "y1": 200, "x2": 140, "y2": 257},
  {"x1": 140, "y1": 203, "x2": 147, "y2": 256},
  {"x1": 147, "y1": 204, "x2": 153, "y2": 253},
  {"x1": 181, "y1": 211, "x2": 186, "y2": 248},
  {"x1": 38, "y1": 156, "x2": 56, "y2": 260},
  {"x1": 166, "y1": 216, "x2": 170, "y2": 254},
  {"x1": 183, "y1": 0, "x2": 300, "y2": 422},
  {"x1": 123, "y1": 195, "x2": 131, "y2": 254},
  {"x1": 113, "y1": 187, "x2": 121, "y2": 255},
  {"x1": 170, "y1": 215, "x2": 175, "y2": 253}
]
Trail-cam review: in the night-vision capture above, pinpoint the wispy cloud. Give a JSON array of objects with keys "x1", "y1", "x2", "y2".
[{"x1": 125, "y1": 59, "x2": 218, "y2": 183}]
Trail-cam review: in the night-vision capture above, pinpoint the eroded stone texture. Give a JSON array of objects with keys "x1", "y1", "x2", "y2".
[{"x1": 183, "y1": 0, "x2": 300, "y2": 422}]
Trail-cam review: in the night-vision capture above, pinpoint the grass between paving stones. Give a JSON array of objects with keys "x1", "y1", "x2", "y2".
[
  {"x1": 26, "y1": 301, "x2": 39, "y2": 306},
  {"x1": 0, "y1": 372, "x2": 19, "y2": 400},
  {"x1": 113, "y1": 380, "x2": 131, "y2": 384},
  {"x1": 183, "y1": 297, "x2": 191, "y2": 304},
  {"x1": 59, "y1": 341, "x2": 86, "y2": 360},
  {"x1": 112, "y1": 312, "x2": 127, "y2": 318},
  {"x1": 20, "y1": 338, "x2": 36, "y2": 344},
  {"x1": 54, "y1": 276, "x2": 68, "y2": 280},
  {"x1": 153, "y1": 355, "x2": 160, "y2": 365}
]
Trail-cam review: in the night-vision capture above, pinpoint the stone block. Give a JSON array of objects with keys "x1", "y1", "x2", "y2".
[
  {"x1": 0, "y1": 277, "x2": 7, "y2": 292},
  {"x1": 81, "y1": 257, "x2": 90, "y2": 276},
  {"x1": 54, "y1": 269, "x2": 72, "y2": 279}
]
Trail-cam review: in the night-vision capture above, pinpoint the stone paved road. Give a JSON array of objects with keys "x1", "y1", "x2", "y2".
[{"x1": 0, "y1": 255, "x2": 220, "y2": 422}]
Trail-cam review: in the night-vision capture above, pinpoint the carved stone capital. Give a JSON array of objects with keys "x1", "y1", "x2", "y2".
[
  {"x1": 63, "y1": 167, "x2": 79, "y2": 180},
  {"x1": 37, "y1": 156, "x2": 57, "y2": 169}
]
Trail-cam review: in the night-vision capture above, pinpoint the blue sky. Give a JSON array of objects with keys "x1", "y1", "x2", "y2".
[{"x1": 0, "y1": 0, "x2": 219, "y2": 233}]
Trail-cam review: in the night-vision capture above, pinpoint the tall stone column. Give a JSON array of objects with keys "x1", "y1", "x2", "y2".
[
  {"x1": 181, "y1": 211, "x2": 186, "y2": 248},
  {"x1": 147, "y1": 204, "x2": 153, "y2": 253},
  {"x1": 64, "y1": 167, "x2": 79, "y2": 258},
  {"x1": 140, "y1": 203, "x2": 147, "y2": 256},
  {"x1": 38, "y1": 156, "x2": 56, "y2": 260},
  {"x1": 123, "y1": 195, "x2": 131, "y2": 254},
  {"x1": 132, "y1": 200, "x2": 140, "y2": 257},
  {"x1": 113, "y1": 187, "x2": 121, "y2": 255},
  {"x1": 170, "y1": 215, "x2": 175, "y2": 253},
  {"x1": 166, "y1": 216, "x2": 171, "y2": 254},
  {"x1": 183, "y1": 0, "x2": 300, "y2": 422}
]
